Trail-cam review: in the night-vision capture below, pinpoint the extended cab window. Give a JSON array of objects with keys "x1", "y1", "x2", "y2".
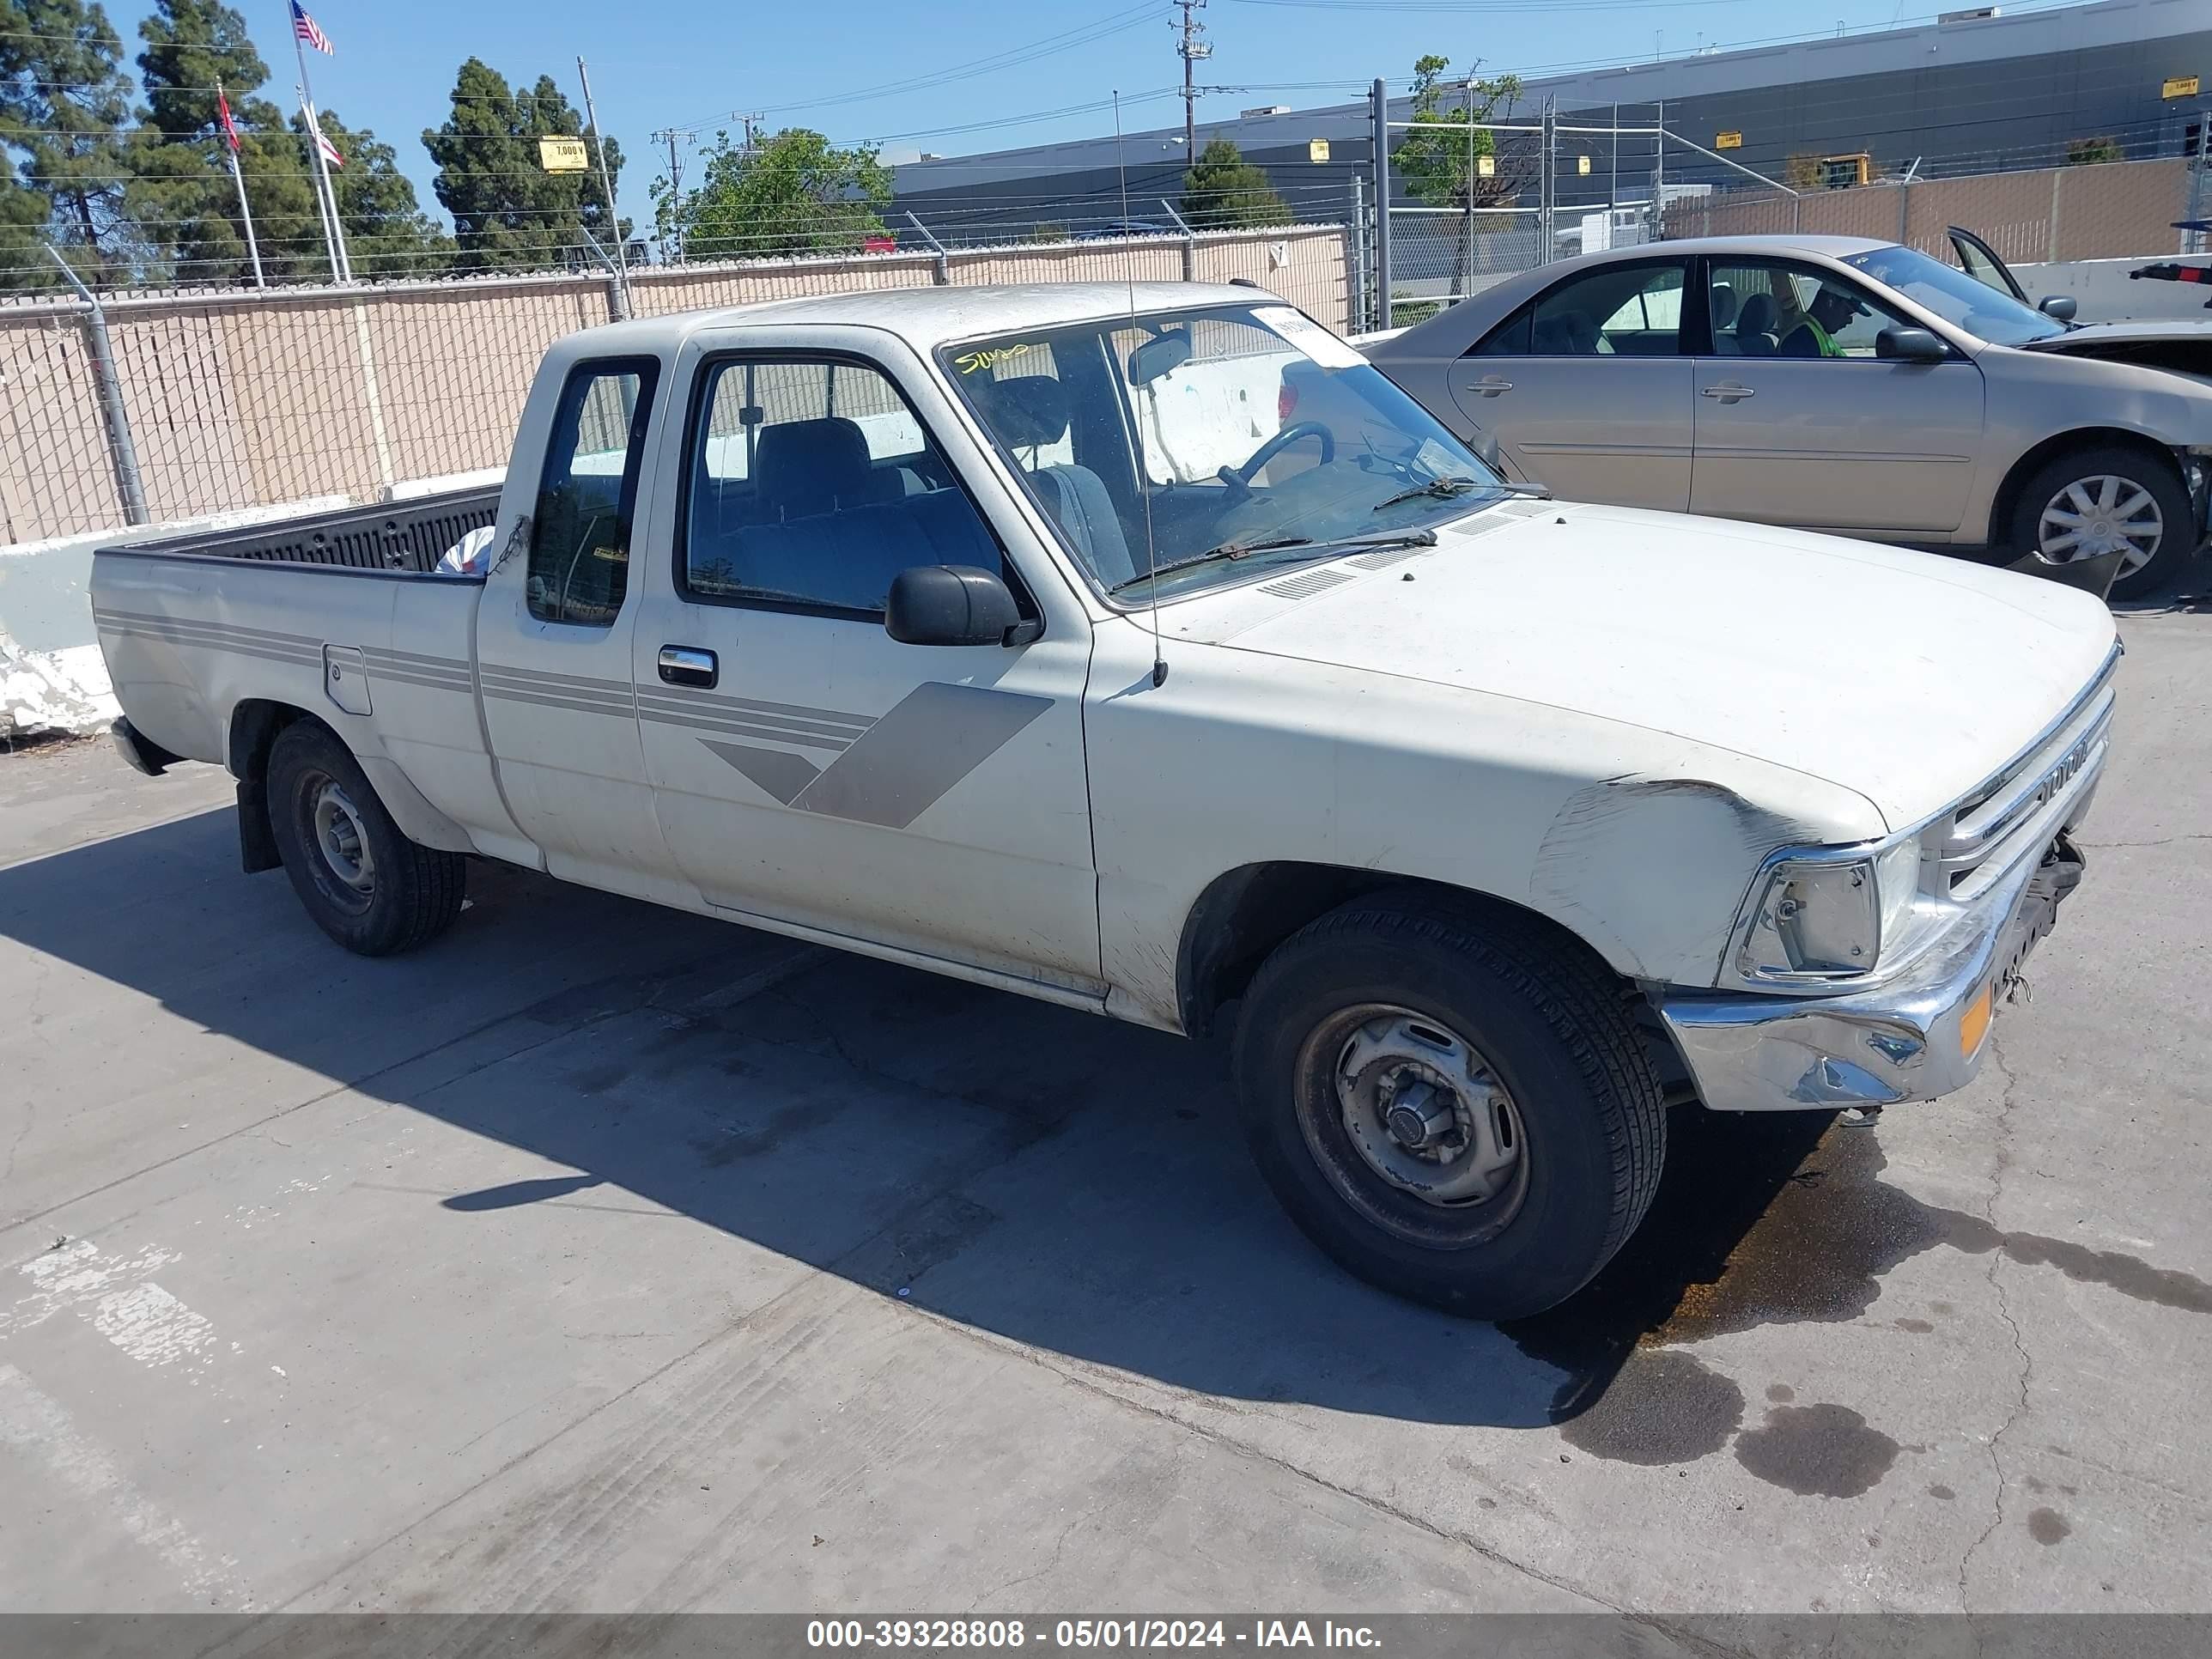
[
  {"x1": 528, "y1": 359, "x2": 659, "y2": 626},
  {"x1": 683, "y1": 356, "x2": 1006, "y2": 617}
]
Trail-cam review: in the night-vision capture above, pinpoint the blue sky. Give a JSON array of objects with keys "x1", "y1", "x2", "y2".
[{"x1": 229, "y1": 0, "x2": 2075, "y2": 232}]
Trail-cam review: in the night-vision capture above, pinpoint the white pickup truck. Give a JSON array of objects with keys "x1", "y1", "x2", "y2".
[{"x1": 94, "y1": 282, "x2": 2118, "y2": 1318}]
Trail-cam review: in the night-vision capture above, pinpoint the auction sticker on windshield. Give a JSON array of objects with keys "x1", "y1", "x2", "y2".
[{"x1": 1253, "y1": 306, "x2": 1364, "y2": 369}]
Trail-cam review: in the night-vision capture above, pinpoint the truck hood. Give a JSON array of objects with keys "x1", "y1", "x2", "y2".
[{"x1": 1182, "y1": 501, "x2": 2118, "y2": 831}]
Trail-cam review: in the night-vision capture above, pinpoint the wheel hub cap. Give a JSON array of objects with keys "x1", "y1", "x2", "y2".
[
  {"x1": 2039, "y1": 474, "x2": 2162, "y2": 575},
  {"x1": 1334, "y1": 1012, "x2": 1522, "y2": 1206},
  {"x1": 311, "y1": 780, "x2": 375, "y2": 893}
]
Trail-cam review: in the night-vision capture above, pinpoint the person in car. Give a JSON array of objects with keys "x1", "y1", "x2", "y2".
[{"x1": 1780, "y1": 283, "x2": 1865, "y2": 358}]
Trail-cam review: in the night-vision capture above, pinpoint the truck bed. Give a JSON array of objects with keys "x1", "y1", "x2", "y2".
[{"x1": 104, "y1": 486, "x2": 500, "y2": 574}]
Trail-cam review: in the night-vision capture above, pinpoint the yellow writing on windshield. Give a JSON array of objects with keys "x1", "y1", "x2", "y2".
[{"x1": 954, "y1": 342, "x2": 1039, "y2": 374}]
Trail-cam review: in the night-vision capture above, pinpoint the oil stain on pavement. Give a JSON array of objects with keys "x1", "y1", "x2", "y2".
[{"x1": 1498, "y1": 1109, "x2": 2212, "y2": 1492}]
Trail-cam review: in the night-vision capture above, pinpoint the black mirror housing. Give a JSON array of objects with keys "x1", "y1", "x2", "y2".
[
  {"x1": 1876, "y1": 326, "x2": 1948, "y2": 364},
  {"x1": 885, "y1": 564, "x2": 1024, "y2": 647},
  {"x1": 2038, "y1": 294, "x2": 2079, "y2": 321}
]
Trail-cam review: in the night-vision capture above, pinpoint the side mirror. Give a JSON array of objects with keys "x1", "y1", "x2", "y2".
[
  {"x1": 2038, "y1": 294, "x2": 2079, "y2": 321},
  {"x1": 885, "y1": 564, "x2": 1024, "y2": 647},
  {"x1": 1875, "y1": 326, "x2": 1948, "y2": 364}
]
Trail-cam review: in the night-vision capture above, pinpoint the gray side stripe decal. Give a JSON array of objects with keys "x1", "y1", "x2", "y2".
[
  {"x1": 478, "y1": 661, "x2": 634, "y2": 696},
  {"x1": 640, "y1": 708, "x2": 852, "y2": 752},
  {"x1": 697, "y1": 681, "x2": 1050, "y2": 830},
  {"x1": 482, "y1": 684, "x2": 633, "y2": 719}
]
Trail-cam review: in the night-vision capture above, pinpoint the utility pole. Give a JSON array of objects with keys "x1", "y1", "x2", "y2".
[
  {"x1": 1176, "y1": 0, "x2": 1211, "y2": 159},
  {"x1": 652, "y1": 125, "x2": 692, "y2": 263}
]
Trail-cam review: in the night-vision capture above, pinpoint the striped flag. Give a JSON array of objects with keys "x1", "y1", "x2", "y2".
[
  {"x1": 290, "y1": 0, "x2": 333, "y2": 54},
  {"x1": 309, "y1": 111, "x2": 343, "y2": 168}
]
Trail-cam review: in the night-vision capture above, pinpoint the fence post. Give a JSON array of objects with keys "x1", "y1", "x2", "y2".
[
  {"x1": 579, "y1": 228, "x2": 631, "y2": 320},
  {"x1": 1897, "y1": 179, "x2": 1911, "y2": 244},
  {"x1": 2047, "y1": 169, "x2": 2063, "y2": 264},
  {"x1": 1350, "y1": 173, "x2": 1369, "y2": 332},
  {"x1": 43, "y1": 246, "x2": 147, "y2": 527},
  {"x1": 1540, "y1": 98, "x2": 1556, "y2": 264},
  {"x1": 1159, "y1": 199, "x2": 1199, "y2": 282},
  {"x1": 906, "y1": 213, "x2": 952, "y2": 285},
  {"x1": 1371, "y1": 78, "x2": 1393, "y2": 329}
]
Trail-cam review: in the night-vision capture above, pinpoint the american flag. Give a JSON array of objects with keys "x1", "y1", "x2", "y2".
[{"x1": 290, "y1": 0, "x2": 332, "y2": 54}]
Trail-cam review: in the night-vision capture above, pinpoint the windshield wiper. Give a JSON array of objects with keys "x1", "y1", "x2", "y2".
[
  {"x1": 1107, "y1": 531, "x2": 1437, "y2": 594},
  {"x1": 1372, "y1": 475, "x2": 1550, "y2": 512}
]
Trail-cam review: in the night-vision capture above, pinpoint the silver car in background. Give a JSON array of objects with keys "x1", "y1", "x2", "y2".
[{"x1": 1364, "y1": 234, "x2": 2212, "y2": 599}]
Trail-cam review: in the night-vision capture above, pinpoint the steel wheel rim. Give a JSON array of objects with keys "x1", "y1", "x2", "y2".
[
  {"x1": 1294, "y1": 1003, "x2": 1529, "y2": 1248},
  {"x1": 2038, "y1": 474, "x2": 2163, "y2": 576},
  {"x1": 309, "y1": 777, "x2": 376, "y2": 896}
]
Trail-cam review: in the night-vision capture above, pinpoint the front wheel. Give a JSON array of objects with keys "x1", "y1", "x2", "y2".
[
  {"x1": 2012, "y1": 446, "x2": 2196, "y2": 602},
  {"x1": 266, "y1": 720, "x2": 465, "y2": 956},
  {"x1": 1232, "y1": 896, "x2": 1666, "y2": 1319}
]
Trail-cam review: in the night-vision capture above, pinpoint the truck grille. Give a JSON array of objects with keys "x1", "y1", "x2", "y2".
[{"x1": 1936, "y1": 652, "x2": 2118, "y2": 903}]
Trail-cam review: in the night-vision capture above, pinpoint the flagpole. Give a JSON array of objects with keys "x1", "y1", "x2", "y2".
[
  {"x1": 299, "y1": 82, "x2": 342, "y2": 280},
  {"x1": 219, "y1": 82, "x2": 265, "y2": 288},
  {"x1": 290, "y1": 14, "x2": 350, "y2": 282}
]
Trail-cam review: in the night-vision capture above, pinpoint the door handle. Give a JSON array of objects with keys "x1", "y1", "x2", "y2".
[
  {"x1": 1472, "y1": 377, "x2": 1513, "y2": 396},
  {"x1": 1701, "y1": 383, "x2": 1755, "y2": 403},
  {"x1": 658, "y1": 645, "x2": 719, "y2": 689}
]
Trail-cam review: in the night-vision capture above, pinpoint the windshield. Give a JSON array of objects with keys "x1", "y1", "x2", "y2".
[
  {"x1": 1843, "y1": 244, "x2": 2068, "y2": 347},
  {"x1": 940, "y1": 302, "x2": 1510, "y2": 601}
]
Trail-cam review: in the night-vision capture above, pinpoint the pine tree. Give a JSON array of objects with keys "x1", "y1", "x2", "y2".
[
  {"x1": 131, "y1": 0, "x2": 325, "y2": 283},
  {"x1": 424, "y1": 58, "x2": 626, "y2": 273},
  {"x1": 0, "y1": 0, "x2": 138, "y2": 283},
  {"x1": 1180, "y1": 138, "x2": 1290, "y2": 230}
]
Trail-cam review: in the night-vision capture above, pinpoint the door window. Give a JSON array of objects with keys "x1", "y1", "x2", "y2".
[
  {"x1": 683, "y1": 356, "x2": 1006, "y2": 618},
  {"x1": 1707, "y1": 261, "x2": 1912, "y2": 360},
  {"x1": 1521, "y1": 263, "x2": 1686, "y2": 356},
  {"x1": 527, "y1": 359, "x2": 659, "y2": 625}
]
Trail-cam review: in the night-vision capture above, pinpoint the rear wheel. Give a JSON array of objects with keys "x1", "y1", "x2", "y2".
[
  {"x1": 2011, "y1": 445, "x2": 2195, "y2": 601},
  {"x1": 266, "y1": 721, "x2": 465, "y2": 956},
  {"x1": 1232, "y1": 895, "x2": 1666, "y2": 1318}
]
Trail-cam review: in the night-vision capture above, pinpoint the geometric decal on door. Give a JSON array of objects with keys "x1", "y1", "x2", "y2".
[{"x1": 698, "y1": 681, "x2": 1052, "y2": 830}]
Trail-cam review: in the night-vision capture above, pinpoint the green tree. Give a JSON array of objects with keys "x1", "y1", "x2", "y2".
[
  {"x1": 131, "y1": 0, "x2": 328, "y2": 283},
  {"x1": 0, "y1": 173, "x2": 46, "y2": 289},
  {"x1": 289, "y1": 106, "x2": 450, "y2": 277},
  {"x1": 423, "y1": 58, "x2": 627, "y2": 273},
  {"x1": 1180, "y1": 137, "x2": 1289, "y2": 229},
  {"x1": 1395, "y1": 55, "x2": 1522, "y2": 301},
  {"x1": 662, "y1": 125, "x2": 890, "y2": 262},
  {"x1": 2066, "y1": 135, "x2": 2123, "y2": 167},
  {"x1": 0, "y1": 0, "x2": 138, "y2": 283}
]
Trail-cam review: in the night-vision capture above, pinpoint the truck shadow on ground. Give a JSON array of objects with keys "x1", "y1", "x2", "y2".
[{"x1": 12, "y1": 805, "x2": 2199, "y2": 1453}]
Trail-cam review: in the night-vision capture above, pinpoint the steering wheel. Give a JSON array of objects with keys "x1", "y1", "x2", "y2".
[{"x1": 1218, "y1": 421, "x2": 1335, "y2": 498}]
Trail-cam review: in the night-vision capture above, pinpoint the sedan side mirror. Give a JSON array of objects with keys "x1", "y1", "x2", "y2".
[
  {"x1": 2038, "y1": 295, "x2": 2079, "y2": 321},
  {"x1": 886, "y1": 564, "x2": 1024, "y2": 647},
  {"x1": 1875, "y1": 326, "x2": 1948, "y2": 364}
]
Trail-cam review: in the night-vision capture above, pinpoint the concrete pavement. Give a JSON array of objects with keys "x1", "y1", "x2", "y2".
[{"x1": 1, "y1": 606, "x2": 2207, "y2": 1621}]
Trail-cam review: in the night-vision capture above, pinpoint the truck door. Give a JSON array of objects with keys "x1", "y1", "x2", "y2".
[
  {"x1": 474, "y1": 353, "x2": 674, "y2": 896},
  {"x1": 631, "y1": 339, "x2": 1102, "y2": 993}
]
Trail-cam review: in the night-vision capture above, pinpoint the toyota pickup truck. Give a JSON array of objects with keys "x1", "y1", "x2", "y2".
[{"x1": 93, "y1": 282, "x2": 2118, "y2": 1318}]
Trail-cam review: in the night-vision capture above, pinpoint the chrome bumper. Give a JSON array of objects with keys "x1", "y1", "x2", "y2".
[{"x1": 1659, "y1": 836, "x2": 2084, "y2": 1114}]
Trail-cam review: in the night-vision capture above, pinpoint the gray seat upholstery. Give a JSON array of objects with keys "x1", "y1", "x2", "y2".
[
  {"x1": 754, "y1": 417, "x2": 901, "y2": 520},
  {"x1": 974, "y1": 374, "x2": 1137, "y2": 588},
  {"x1": 1532, "y1": 309, "x2": 1601, "y2": 356},
  {"x1": 700, "y1": 490, "x2": 999, "y2": 614},
  {"x1": 1735, "y1": 292, "x2": 1780, "y2": 357}
]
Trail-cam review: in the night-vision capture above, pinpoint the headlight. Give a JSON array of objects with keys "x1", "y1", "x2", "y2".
[{"x1": 1734, "y1": 842, "x2": 1922, "y2": 983}]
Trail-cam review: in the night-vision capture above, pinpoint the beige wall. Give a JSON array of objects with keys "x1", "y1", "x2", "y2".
[
  {"x1": 1664, "y1": 155, "x2": 2191, "y2": 267},
  {"x1": 1, "y1": 225, "x2": 1348, "y2": 545}
]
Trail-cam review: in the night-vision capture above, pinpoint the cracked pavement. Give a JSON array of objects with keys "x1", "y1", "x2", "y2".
[{"x1": 0, "y1": 608, "x2": 2205, "y2": 1623}]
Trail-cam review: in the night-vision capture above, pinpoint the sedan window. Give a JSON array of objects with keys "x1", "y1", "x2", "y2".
[{"x1": 1526, "y1": 264, "x2": 1686, "y2": 356}]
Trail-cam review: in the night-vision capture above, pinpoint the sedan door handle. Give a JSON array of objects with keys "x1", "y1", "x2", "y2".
[
  {"x1": 1472, "y1": 376, "x2": 1513, "y2": 396},
  {"x1": 658, "y1": 645, "x2": 719, "y2": 690},
  {"x1": 1701, "y1": 383, "x2": 1755, "y2": 403}
]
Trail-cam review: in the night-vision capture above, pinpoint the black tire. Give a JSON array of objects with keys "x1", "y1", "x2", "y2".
[
  {"x1": 1232, "y1": 894, "x2": 1665, "y2": 1319},
  {"x1": 2009, "y1": 444, "x2": 2196, "y2": 602},
  {"x1": 265, "y1": 720, "x2": 465, "y2": 956}
]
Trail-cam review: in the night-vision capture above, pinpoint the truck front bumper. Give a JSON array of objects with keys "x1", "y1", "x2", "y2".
[{"x1": 1658, "y1": 836, "x2": 2084, "y2": 1114}]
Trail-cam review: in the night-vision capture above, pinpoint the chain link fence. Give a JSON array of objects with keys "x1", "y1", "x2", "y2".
[{"x1": 0, "y1": 222, "x2": 1348, "y2": 547}]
